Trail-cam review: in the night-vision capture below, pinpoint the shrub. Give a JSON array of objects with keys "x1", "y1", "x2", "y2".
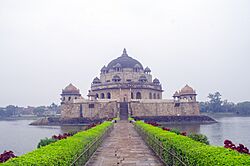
[
  {"x1": 37, "y1": 138, "x2": 57, "y2": 148},
  {"x1": 170, "y1": 128, "x2": 181, "y2": 135},
  {"x1": 188, "y1": 133, "x2": 209, "y2": 145},
  {"x1": 135, "y1": 121, "x2": 250, "y2": 166},
  {"x1": 224, "y1": 139, "x2": 250, "y2": 155},
  {"x1": 0, "y1": 151, "x2": 16, "y2": 163},
  {"x1": 1, "y1": 121, "x2": 112, "y2": 165}
]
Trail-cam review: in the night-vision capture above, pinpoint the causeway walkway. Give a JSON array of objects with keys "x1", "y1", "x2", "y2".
[{"x1": 85, "y1": 120, "x2": 163, "y2": 166}]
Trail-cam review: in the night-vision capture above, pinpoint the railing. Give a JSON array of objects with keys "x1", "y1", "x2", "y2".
[
  {"x1": 70, "y1": 124, "x2": 114, "y2": 166},
  {"x1": 134, "y1": 125, "x2": 187, "y2": 166}
]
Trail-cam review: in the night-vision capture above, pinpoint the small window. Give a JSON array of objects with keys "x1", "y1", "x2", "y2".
[
  {"x1": 75, "y1": 97, "x2": 77, "y2": 99},
  {"x1": 101, "y1": 93, "x2": 105, "y2": 99},
  {"x1": 126, "y1": 79, "x2": 132, "y2": 82},
  {"x1": 131, "y1": 92, "x2": 134, "y2": 99},
  {"x1": 89, "y1": 104, "x2": 95, "y2": 108},
  {"x1": 136, "y1": 92, "x2": 142, "y2": 99},
  {"x1": 68, "y1": 97, "x2": 71, "y2": 101},
  {"x1": 107, "y1": 92, "x2": 111, "y2": 99},
  {"x1": 149, "y1": 93, "x2": 152, "y2": 99},
  {"x1": 106, "y1": 80, "x2": 110, "y2": 82}
]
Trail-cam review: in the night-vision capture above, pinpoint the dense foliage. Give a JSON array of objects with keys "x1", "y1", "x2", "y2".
[
  {"x1": 188, "y1": 133, "x2": 209, "y2": 145},
  {"x1": 1, "y1": 121, "x2": 112, "y2": 165},
  {"x1": 0, "y1": 103, "x2": 60, "y2": 118},
  {"x1": 135, "y1": 121, "x2": 250, "y2": 166},
  {"x1": 37, "y1": 138, "x2": 57, "y2": 148},
  {"x1": 0, "y1": 151, "x2": 16, "y2": 163},
  {"x1": 200, "y1": 92, "x2": 250, "y2": 114}
]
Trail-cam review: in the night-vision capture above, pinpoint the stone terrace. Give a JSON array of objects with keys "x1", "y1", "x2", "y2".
[{"x1": 85, "y1": 120, "x2": 163, "y2": 166}]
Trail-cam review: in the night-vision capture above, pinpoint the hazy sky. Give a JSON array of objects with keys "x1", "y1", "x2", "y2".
[{"x1": 0, "y1": 0, "x2": 250, "y2": 107}]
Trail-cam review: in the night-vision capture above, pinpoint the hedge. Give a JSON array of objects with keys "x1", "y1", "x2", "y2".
[
  {"x1": 1, "y1": 121, "x2": 112, "y2": 166},
  {"x1": 135, "y1": 121, "x2": 250, "y2": 166}
]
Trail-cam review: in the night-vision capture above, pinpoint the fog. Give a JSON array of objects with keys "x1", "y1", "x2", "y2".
[{"x1": 0, "y1": 0, "x2": 250, "y2": 106}]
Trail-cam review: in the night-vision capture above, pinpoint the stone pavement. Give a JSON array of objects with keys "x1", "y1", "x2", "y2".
[{"x1": 85, "y1": 120, "x2": 164, "y2": 166}]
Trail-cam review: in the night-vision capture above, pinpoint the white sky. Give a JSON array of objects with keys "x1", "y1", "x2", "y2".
[{"x1": 0, "y1": 0, "x2": 250, "y2": 107}]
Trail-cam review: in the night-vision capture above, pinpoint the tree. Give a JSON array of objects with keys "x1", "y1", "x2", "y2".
[
  {"x1": 207, "y1": 92, "x2": 223, "y2": 112},
  {"x1": 235, "y1": 102, "x2": 250, "y2": 115}
]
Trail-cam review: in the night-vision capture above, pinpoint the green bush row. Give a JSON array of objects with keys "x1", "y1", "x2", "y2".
[
  {"x1": 135, "y1": 121, "x2": 250, "y2": 166},
  {"x1": 1, "y1": 121, "x2": 112, "y2": 166}
]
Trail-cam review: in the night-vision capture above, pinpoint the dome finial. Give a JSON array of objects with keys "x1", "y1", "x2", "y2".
[{"x1": 122, "y1": 48, "x2": 128, "y2": 56}]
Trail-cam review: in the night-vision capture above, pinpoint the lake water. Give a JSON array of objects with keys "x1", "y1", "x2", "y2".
[
  {"x1": 0, "y1": 120, "x2": 86, "y2": 155},
  {"x1": 0, "y1": 116, "x2": 250, "y2": 156}
]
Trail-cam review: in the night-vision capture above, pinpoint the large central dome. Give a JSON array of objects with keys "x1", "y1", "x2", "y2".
[{"x1": 106, "y1": 48, "x2": 143, "y2": 71}]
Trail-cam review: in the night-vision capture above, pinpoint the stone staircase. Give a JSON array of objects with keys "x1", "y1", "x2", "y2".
[{"x1": 119, "y1": 102, "x2": 128, "y2": 120}]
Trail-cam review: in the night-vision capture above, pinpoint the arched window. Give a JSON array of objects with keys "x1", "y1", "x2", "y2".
[
  {"x1": 136, "y1": 92, "x2": 142, "y2": 99},
  {"x1": 149, "y1": 93, "x2": 152, "y2": 99},
  {"x1": 131, "y1": 92, "x2": 134, "y2": 99},
  {"x1": 63, "y1": 97, "x2": 65, "y2": 101},
  {"x1": 101, "y1": 93, "x2": 105, "y2": 99},
  {"x1": 68, "y1": 97, "x2": 71, "y2": 101},
  {"x1": 96, "y1": 94, "x2": 99, "y2": 99},
  {"x1": 157, "y1": 94, "x2": 160, "y2": 99},
  {"x1": 75, "y1": 97, "x2": 77, "y2": 99},
  {"x1": 153, "y1": 93, "x2": 156, "y2": 99},
  {"x1": 107, "y1": 92, "x2": 111, "y2": 99}
]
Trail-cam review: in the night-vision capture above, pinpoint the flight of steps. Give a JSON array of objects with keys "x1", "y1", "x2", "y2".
[{"x1": 119, "y1": 102, "x2": 128, "y2": 120}]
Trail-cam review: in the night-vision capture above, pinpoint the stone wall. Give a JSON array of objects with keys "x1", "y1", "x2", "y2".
[
  {"x1": 129, "y1": 100, "x2": 199, "y2": 117},
  {"x1": 61, "y1": 100, "x2": 119, "y2": 120},
  {"x1": 61, "y1": 99, "x2": 199, "y2": 120}
]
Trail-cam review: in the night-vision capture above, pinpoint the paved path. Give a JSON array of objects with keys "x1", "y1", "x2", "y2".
[{"x1": 85, "y1": 121, "x2": 163, "y2": 166}]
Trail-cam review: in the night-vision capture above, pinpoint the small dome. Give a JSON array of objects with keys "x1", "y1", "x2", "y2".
[
  {"x1": 179, "y1": 85, "x2": 196, "y2": 95},
  {"x1": 153, "y1": 78, "x2": 160, "y2": 84},
  {"x1": 112, "y1": 75, "x2": 121, "y2": 81},
  {"x1": 144, "y1": 66, "x2": 151, "y2": 73},
  {"x1": 106, "y1": 49, "x2": 143, "y2": 71},
  {"x1": 101, "y1": 66, "x2": 107, "y2": 71},
  {"x1": 62, "y1": 83, "x2": 80, "y2": 94},
  {"x1": 173, "y1": 91, "x2": 180, "y2": 97},
  {"x1": 87, "y1": 90, "x2": 96, "y2": 97},
  {"x1": 139, "y1": 75, "x2": 147, "y2": 82},
  {"x1": 92, "y1": 77, "x2": 101, "y2": 84}
]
